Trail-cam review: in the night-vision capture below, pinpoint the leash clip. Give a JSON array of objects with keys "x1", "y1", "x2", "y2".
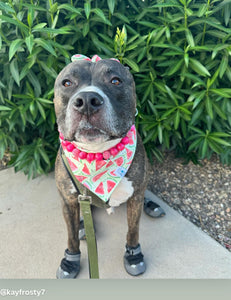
[{"x1": 78, "y1": 194, "x2": 92, "y2": 204}]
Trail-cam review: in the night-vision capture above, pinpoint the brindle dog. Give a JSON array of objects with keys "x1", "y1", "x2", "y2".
[{"x1": 54, "y1": 59, "x2": 148, "y2": 278}]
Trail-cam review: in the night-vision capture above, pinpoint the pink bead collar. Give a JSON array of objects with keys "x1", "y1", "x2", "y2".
[{"x1": 59, "y1": 125, "x2": 136, "y2": 163}]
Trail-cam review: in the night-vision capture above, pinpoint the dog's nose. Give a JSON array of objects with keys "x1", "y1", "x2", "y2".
[{"x1": 73, "y1": 92, "x2": 104, "y2": 115}]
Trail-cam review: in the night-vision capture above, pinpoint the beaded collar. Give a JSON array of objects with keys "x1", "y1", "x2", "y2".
[{"x1": 60, "y1": 125, "x2": 137, "y2": 203}]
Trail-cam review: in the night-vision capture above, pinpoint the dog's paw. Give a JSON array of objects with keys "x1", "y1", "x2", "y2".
[
  {"x1": 56, "y1": 249, "x2": 81, "y2": 279},
  {"x1": 123, "y1": 244, "x2": 146, "y2": 276}
]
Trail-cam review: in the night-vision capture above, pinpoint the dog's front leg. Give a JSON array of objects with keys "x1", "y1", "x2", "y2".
[
  {"x1": 124, "y1": 195, "x2": 146, "y2": 276},
  {"x1": 56, "y1": 193, "x2": 81, "y2": 279},
  {"x1": 55, "y1": 154, "x2": 81, "y2": 279},
  {"x1": 126, "y1": 196, "x2": 143, "y2": 247},
  {"x1": 62, "y1": 199, "x2": 80, "y2": 253}
]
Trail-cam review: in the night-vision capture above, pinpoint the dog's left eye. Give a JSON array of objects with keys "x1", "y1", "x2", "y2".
[
  {"x1": 111, "y1": 78, "x2": 121, "y2": 85},
  {"x1": 62, "y1": 80, "x2": 72, "y2": 87}
]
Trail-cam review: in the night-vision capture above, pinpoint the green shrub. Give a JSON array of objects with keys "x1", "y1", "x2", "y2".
[{"x1": 0, "y1": 0, "x2": 231, "y2": 178}]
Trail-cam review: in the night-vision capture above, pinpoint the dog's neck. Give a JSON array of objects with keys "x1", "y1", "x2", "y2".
[{"x1": 73, "y1": 138, "x2": 122, "y2": 153}]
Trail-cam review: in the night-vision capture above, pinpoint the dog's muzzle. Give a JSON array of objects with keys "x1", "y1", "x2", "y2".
[{"x1": 72, "y1": 91, "x2": 104, "y2": 115}]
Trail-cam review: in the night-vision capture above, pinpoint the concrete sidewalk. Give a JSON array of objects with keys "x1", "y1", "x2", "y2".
[{"x1": 0, "y1": 168, "x2": 231, "y2": 279}]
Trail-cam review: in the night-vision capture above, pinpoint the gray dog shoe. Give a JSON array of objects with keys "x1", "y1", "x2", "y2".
[
  {"x1": 56, "y1": 249, "x2": 81, "y2": 279},
  {"x1": 144, "y1": 197, "x2": 166, "y2": 218},
  {"x1": 124, "y1": 244, "x2": 146, "y2": 276}
]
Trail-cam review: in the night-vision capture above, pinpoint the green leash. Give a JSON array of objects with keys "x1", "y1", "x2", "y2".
[
  {"x1": 60, "y1": 147, "x2": 99, "y2": 279},
  {"x1": 78, "y1": 190, "x2": 99, "y2": 279}
]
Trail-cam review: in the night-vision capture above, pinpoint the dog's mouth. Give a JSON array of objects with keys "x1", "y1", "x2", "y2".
[
  {"x1": 73, "y1": 124, "x2": 111, "y2": 144},
  {"x1": 78, "y1": 128, "x2": 106, "y2": 142}
]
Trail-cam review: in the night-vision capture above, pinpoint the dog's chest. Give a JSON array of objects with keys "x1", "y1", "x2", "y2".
[{"x1": 108, "y1": 177, "x2": 134, "y2": 207}]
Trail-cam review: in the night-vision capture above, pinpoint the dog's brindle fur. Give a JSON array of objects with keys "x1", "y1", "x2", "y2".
[{"x1": 54, "y1": 59, "x2": 148, "y2": 259}]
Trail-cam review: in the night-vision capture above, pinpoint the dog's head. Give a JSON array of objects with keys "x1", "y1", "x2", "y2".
[{"x1": 54, "y1": 58, "x2": 136, "y2": 146}]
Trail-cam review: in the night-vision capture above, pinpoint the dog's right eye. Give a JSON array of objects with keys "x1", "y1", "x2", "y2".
[{"x1": 62, "y1": 80, "x2": 72, "y2": 87}]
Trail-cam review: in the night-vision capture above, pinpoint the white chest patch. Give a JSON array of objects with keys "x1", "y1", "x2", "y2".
[
  {"x1": 108, "y1": 177, "x2": 134, "y2": 208},
  {"x1": 69, "y1": 181, "x2": 77, "y2": 194}
]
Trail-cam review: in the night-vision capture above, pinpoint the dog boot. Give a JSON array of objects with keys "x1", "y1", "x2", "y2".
[
  {"x1": 124, "y1": 244, "x2": 146, "y2": 276},
  {"x1": 56, "y1": 249, "x2": 81, "y2": 279},
  {"x1": 144, "y1": 197, "x2": 166, "y2": 218}
]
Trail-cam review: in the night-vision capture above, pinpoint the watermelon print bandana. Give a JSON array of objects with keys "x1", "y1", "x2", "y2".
[{"x1": 61, "y1": 126, "x2": 137, "y2": 203}]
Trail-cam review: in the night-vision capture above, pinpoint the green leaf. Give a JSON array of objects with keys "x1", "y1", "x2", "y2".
[
  {"x1": 224, "y1": 4, "x2": 231, "y2": 26},
  {"x1": 189, "y1": 126, "x2": 206, "y2": 135},
  {"x1": 84, "y1": 2, "x2": 91, "y2": 19},
  {"x1": 29, "y1": 101, "x2": 36, "y2": 119},
  {"x1": 36, "y1": 101, "x2": 46, "y2": 120},
  {"x1": 10, "y1": 59, "x2": 20, "y2": 86},
  {"x1": 152, "y1": 3, "x2": 182, "y2": 8},
  {"x1": 185, "y1": 29, "x2": 195, "y2": 47},
  {"x1": 82, "y1": 22, "x2": 89, "y2": 37},
  {"x1": 157, "y1": 124, "x2": 163, "y2": 144},
  {"x1": 165, "y1": 86, "x2": 178, "y2": 105},
  {"x1": 58, "y1": 4, "x2": 81, "y2": 14},
  {"x1": 107, "y1": 0, "x2": 115, "y2": 14},
  {"x1": 189, "y1": 59, "x2": 211, "y2": 77},
  {"x1": 93, "y1": 8, "x2": 112, "y2": 25},
  {"x1": 49, "y1": 2, "x2": 58, "y2": 14},
  {"x1": 32, "y1": 27, "x2": 71, "y2": 35},
  {"x1": 184, "y1": 53, "x2": 189, "y2": 68},
  {"x1": 0, "y1": 15, "x2": 29, "y2": 35},
  {"x1": 34, "y1": 38, "x2": 57, "y2": 57},
  {"x1": 0, "y1": 106, "x2": 11, "y2": 111},
  {"x1": 32, "y1": 23, "x2": 47, "y2": 30},
  {"x1": 207, "y1": 139, "x2": 223, "y2": 154},
  {"x1": 161, "y1": 107, "x2": 177, "y2": 119},
  {"x1": 38, "y1": 148, "x2": 50, "y2": 164},
  {"x1": 187, "y1": 137, "x2": 204, "y2": 152},
  {"x1": 205, "y1": 96, "x2": 213, "y2": 119},
  {"x1": 143, "y1": 128, "x2": 156, "y2": 144},
  {"x1": 208, "y1": 136, "x2": 231, "y2": 147},
  {"x1": 188, "y1": 137, "x2": 203, "y2": 152},
  {"x1": 174, "y1": 110, "x2": 180, "y2": 130},
  {"x1": 197, "y1": 3, "x2": 208, "y2": 17},
  {"x1": 219, "y1": 54, "x2": 228, "y2": 79},
  {"x1": 211, "y1": 44, "x2": 230, "y2": 60},
  {"x1": 183, "y1": 73, "x2": 206, "y2": 87},
  {"x1": 210, "y1": 89, "x2": 231, "y2": 98},
  {"x1": 205, "y1": 19, "x2": 231, "y2": 34},
  {"x1": 210, "y1": 132, "x2": 231, "y2": 138},
  {"x1": 123, "y1": 58, "x2": 139, "y2": 72},
  {"x1": 201, "y1": 138, "x2": 208, "y2": 158},
  {"x1": 39, "y1": 61, "x2": 57, "y2": 79},
  {"x1": 0, "y1": 2, "x2": 15, "y2": 13},
  {"x1": 9, "y1": 39, "x2": 24, "y2": 61},
  {"x1": 25, "y1": 35, "x2": 34, "y2": 54},
  {"x1": 167, "y1": 59, "x2": 183, "y2": 76},
  {"x1": 27, "y1": 7, "x2": 34, "y2": 28},
  {"x1": 190, "y1": 106, "x2": 203, "y2": 125},
  {"x1": 113, "y1": 13, "x2": 130, "y2": 24},
  {"x1": 27, "y1": 71, "x2": 41, "y2": 96},
  {"x1": 137, "y1": 21, "x2": 157, "y2": 28},
  {"x1": 37, "y1": 98, "x2": 53, "y2": 104},
  {"x1": 207, "y1": 67, "x2": 220, "y2": 88},
  {"x1": 179, "y1": 105, "x2": 192, "y2": 115},
  {"x1": 212, "y1": 102, "x2": 227, "y2": 120},
  {"x1": 152, "y1": 43, "x2": 184, "y2": 53}
]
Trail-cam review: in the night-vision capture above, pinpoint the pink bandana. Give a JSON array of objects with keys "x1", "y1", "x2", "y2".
[
  {"x1": 71, "y1": 54, "x2": 120, "y2": 63},
  {"x1": 60, "y1": 126, "x2": 137, "y2": 203}
]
